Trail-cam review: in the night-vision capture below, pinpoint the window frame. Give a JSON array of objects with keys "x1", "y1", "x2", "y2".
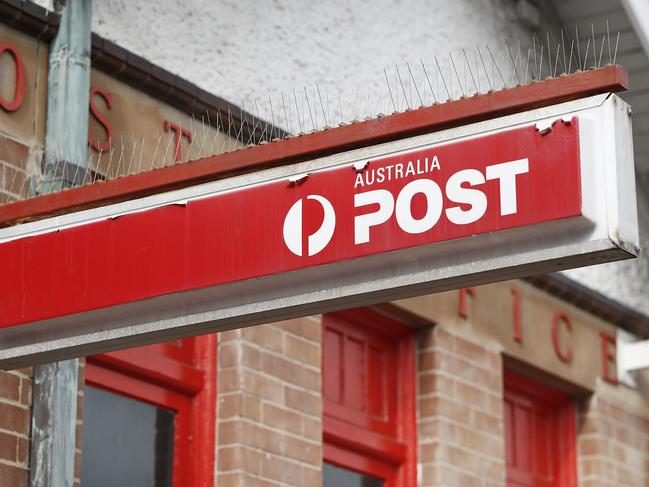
[
  {"x1": 84, "y1": 334, "x2": 217, "y2": 487},
  {"x1": 322, "y1": 308, "x2": 417, "y2": 487},
  {"x1": 503, "y1": 369, "x2": 578, "y2": 487}
]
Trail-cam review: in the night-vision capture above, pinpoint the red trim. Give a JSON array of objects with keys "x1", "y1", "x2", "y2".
[
  {"x1": 323, "y1": 309, "x2": 417, "y2": 487},
  {"x1": 504, "y1": 369, "x2": 577, "y2": 487},
  {"x1": 87, "y1": 347, "x2": 205, "y2": 395},
  {"x1": 85, "y1": 334, "x2": 217, "y2": 487},
  {"x1": 0, "y1": 66, "x2": 627, "y2": 227}
]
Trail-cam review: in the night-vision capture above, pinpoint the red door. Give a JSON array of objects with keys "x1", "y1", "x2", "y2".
[
  {"x1": 323, "y1": 309, "x2": 417, "y2": 487},
  {"x1": 504, "y1": 370, "x2": 577, "y2": 487}
]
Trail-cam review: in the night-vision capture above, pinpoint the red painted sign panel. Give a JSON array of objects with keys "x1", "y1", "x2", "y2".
[{"x1": 0, "y1": 121, "x2": 581, "y2": 329}]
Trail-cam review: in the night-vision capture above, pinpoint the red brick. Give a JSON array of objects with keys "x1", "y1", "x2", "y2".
[
  {"x1": 284, "y1": 334, "x2": 321, "y2": 368},
  {"x1": 261, "y1": 453, "x2": 302, "y2": 485},
  {"x1": 240, "y1": 369, "x2": 284, "y2": 403},
  {"x1": 276, "y1": 317, "x2": 321, "y2": 343},
  {"x1": 219, "y1": 392, "x2": 261, "y2": 421},
  {"x1": 0, "y1": 402, "x2": 29, "y2": 433},
  {"x1": 19, "y1": 377, "x2": 31, "y2": 405},
  {"x1": 217, "y1": 472, "x2": 280, "y2": 487},
  {"x1": 262, "y1": 402, "x2": 302, "y2": 435},
  {"x1": 285, "y1": 387, "x2": 320, "y2": 417},
  {"x1": 242, "y1": 325, "x2": 283, "y2": 353},
  {"x1": 0, "y1": 463, "x2": 28, "y2": 487},
  {"x1": 281, "y1": 434, "x2": 321, "y2": 465},
  {"x1": 261, "y1": 353, "x2": 319, "y2": 391},
  {"x1": 0, "y1": 430, "x2": 18, "y2": 462},
  {"x1": 0, "y1": 136, "x2": 29, "y2": 168},
  {"x1": 0, "y1": 372, "x2": 21, "y2": 402},
  {"x1": 17, "y1": 437, "x2": 29, "y2": 465}
]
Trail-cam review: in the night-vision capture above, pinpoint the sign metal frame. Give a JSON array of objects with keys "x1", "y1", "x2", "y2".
[{"x1": 0, "y1": 93, "x2": 638, "y2": 369}]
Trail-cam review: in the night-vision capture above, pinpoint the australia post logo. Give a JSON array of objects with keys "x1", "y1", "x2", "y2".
[
  {"x1": 282, "y1": 154, "x2": 530, "y2": 257},
  {"x1": 283, "y1": 195, "x2": 336, "y2": 256}
]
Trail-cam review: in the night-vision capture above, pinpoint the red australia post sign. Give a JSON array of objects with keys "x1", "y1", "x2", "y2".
[{"x1": 0, "y1": 120, "x2": 582, "y2": 329}]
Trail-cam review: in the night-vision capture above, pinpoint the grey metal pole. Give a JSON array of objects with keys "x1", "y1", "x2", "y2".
[
  {"x1": 30, "y1": 1, "x2": 92, "y2": 486},
  {"x1": 39, "y1": 0, "x2": 92, "y2": 193}
]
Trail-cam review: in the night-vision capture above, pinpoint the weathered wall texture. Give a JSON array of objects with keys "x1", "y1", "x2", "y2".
[{"x1": 217, "y1": 317, "x2": 323, "y2": 486}]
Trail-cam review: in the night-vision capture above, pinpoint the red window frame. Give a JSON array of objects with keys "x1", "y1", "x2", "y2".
[
  {"x1": 323, "y1": 308, "x2": 417, "y2": 487},
  {"x1": 85, "y1": 334, "x2": 217, "y2": 487},
  {"x1": 504, "y1": 369, "x2": 577, "y2": 487}
]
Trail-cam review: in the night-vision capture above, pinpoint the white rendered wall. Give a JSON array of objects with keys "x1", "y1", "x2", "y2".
[
  {"x1": 33, "y1": 0, "x2": 649, "y2": 318},
  {"x1": 90, "y1": 0, "x2": 536, "y2": 114}
]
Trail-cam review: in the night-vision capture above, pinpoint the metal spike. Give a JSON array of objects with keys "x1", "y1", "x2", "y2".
[
  {"x1": 420, "y1": 59, "x2": 438, "y2": 103},
  {"x1": 506, "y1": 40, "x2": 520, "y2": 85},
  {"x1": 435, "y1": 56, "x2": 452, "y2": 100},
  {"x1": 406, "y1": 63, "x2": 423, "y2": 107},
  {"x1": 486, "y1": 45, "x2": 506, "y2": 89},
  {"x1": 598, "y1": 34, "x2": 606, "y2": 68},
  {"x1": 463, "y1": 49, "x2": 479, "y2": 93},
  {"x1": 613, "y1": 31, "x2": 620, "y2": 64},
  {"x1": 583, "y1": 37, "x2": 590, "y2": 70},
  {"x1": 449, "y1": 53, "x2": 465, "y2": 97},
  {"x1": 384, "y1": 68, "x2": 397, "y2": 112},
  {"x1": 547, "y1": 32, "x2": 552, "y2": 78},
  {"x1": 561, "y1": 29, "x2": 567, "y2": 74},
  {"x1": 607, "y1": 20, "x2": 612, "y2": 65},
  {"x1": 591, "y1": 23, "x2": 596, "y2": 68},
  {"x1": 576, "y1": 25, "x2": 582, "y2": 71},
  {"x1": 396, "y1": 65, "x2": 410, "y2": 109},
  {"x1": 568, "y1": 39, "x2": 575, "y2": 74},
  {"x1": 315, "y1": 83, "x2": 328, "y2": 127},
  {"x1": 477, "y1": 46, "x2": 493, "y2": 91},
  {"x1": 115, "y1": 135, "x2": 126, "y2": 175},
  {"x1": 304, "y1": 87, "x2": 315, "y2": 130},
  {"x1": 292, "y1": 89, "x2": 304, "y2": 133}
]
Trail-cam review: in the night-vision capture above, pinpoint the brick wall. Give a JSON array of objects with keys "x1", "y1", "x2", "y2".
[
  {"x1": 578, "y1": 382, "x2": 649, "y2": 486},
  {"x1": 216, "y1": 317, "x2": 323, "y2": 487},
  {"x1": 417, "y1": 324, "x2": 506, "y2": 487},
  {"x1": 0, "y1": 368, "x2": 32, "y2": 487}
]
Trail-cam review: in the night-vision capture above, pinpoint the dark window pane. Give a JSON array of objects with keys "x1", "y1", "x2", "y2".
[
  {"x1": 323, "y1": 463, "x2": 383, "y2": 487},
  {"x1": 81, "y1": 386, "x2": 174, "y2": 487}
]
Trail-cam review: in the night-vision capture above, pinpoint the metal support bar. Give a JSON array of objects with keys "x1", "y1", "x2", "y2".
[
  {"x1": 30, "y1": 361, "x2": 80, "y2": 486},
  {"x1": 30, "y1": 1, "x2": 92, "y2": 486},
  {"x1": 618, "y1": 339, "x2": 649, "y2": 378}
]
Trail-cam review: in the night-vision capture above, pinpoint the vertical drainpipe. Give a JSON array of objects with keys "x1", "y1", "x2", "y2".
[
  {"x1": 40, "y1": 0, "x2": 92, "y2": 192},
  {"x1": 30, "y1": 1, "x2": 92, "y2": 486}
]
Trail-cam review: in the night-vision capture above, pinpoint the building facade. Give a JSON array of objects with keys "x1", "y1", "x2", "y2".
[{"x1": 0, "y1": 1, "x2": 649, "y2": 486}]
